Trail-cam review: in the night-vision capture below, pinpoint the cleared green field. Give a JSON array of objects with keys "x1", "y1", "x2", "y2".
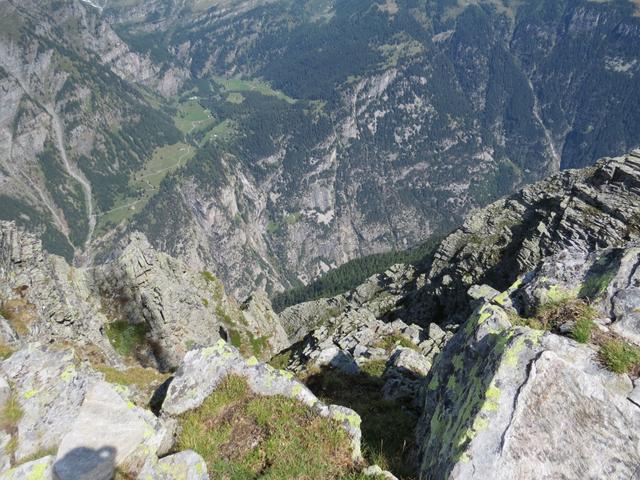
[
  {"x1": 175, "y1": 99, "x2": 214, "y2": 134},
  {"x1": 213, "y1": 76, "x2": 296, "y2": 104},
  {"x1": 96, "y1": 143, "x2": 195, "y2": 234},
  {"x1": 226, "y1": 92, "x2": 245, "y2": 104},
  {"x1": 202, "y1": 119, "x2": 238, "y2": 145}
]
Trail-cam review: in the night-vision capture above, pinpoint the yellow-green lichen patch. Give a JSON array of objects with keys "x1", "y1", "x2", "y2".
[
  {"x1": 331, "y1": 410, "x2": 362, "y2": 429},
  {"x1": 452, "y1": 354, "x2": 464, "y2": 371},
  {"x1": 421, "y1": 326, "x2": 521, "y2": 473},
  {"x1": 481, "y1": 384, "x2": 501, "y2": 413},
  {"x1": 25, "y1": 460, "x2": 49, "y2": 479},
  {"x1": 427, "y1": 374, "x2": 440, "y2": 391},
  {"x1": 23, "y1": 389, "x2": 38, "y2": 400},
  {"x1": 503, "y1": 336, "x2": 527, "y2": 367},
  {"x1": 60, "y1": 364, "x2": 76, "y2": 383}
]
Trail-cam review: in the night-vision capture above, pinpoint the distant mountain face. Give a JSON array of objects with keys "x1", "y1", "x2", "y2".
[{"x1": 1, "y1": 0, "x2": 639, "y2": 299}]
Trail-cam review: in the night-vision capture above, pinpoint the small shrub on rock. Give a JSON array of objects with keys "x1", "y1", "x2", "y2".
[{"x1": 599, "y1": 339, "x2": 640, "y2": 374}]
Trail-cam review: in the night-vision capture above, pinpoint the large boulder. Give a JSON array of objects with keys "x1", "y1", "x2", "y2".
[
  {"x1": 405, "y1": 150, "x2": 640, "y2": 328},
  {"x1": 54, "y1": 381, "x2": 169, "y2": 480},
  {"x1": 94, "y1": 233, "x2": 288, "y2": 369},
  {"x1": 137, "y1": 450, "x2": 208, "y2": 480},
  {"x1": 0, "y1": 456, "x2": 53, "y2": 480},
  {"x1": 516, "y1": 245, "x2": 640, "y2": 345},
  {"x1": 417, "y1": 283, "x2": 640, "y2": 479},
  {"x1": 0, "y1": 345, "x2": 99, "y2": 463}
]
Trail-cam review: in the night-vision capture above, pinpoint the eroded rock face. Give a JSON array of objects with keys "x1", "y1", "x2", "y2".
[
  {"x1": 0, "y1": 223, "x2": 287, "y2": 370},
  {"x1": 0, "y1": 345, "x2": 99, "y2": 464},
  {"x1": 54, "y1": 381, "x2": 168, "y2": 480},
  {"x1": 515, "y1": 246, "x2": 640, "y2": 345},
  {"x1": 0, "y1": 456, "x2": 53, "y2": 480},
  {"x1": 407, "y1": 150, "x2": 640, "y2": 327},
  {"x1": 137, "y1": 450, "x2": 208, "y2": 480}
]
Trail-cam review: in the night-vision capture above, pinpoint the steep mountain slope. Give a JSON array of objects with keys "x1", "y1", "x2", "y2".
[
  {"x1": 273, "y1": 149, "x2": 640, "y2": 478},
  {"x1": 0, "y1": 0, "x2": 187, "y2": 262},
  {"x1": 1, "y1": 151, "x2": 640, "y2": 479},
  {"x1": 106, "y1": 0, "x2": 640, "y2": 298}
]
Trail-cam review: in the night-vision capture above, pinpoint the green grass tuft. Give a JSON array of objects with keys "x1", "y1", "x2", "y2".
[
  {"x1": 0, "y1": 394, "x2": 23, "y2": 431},
  {"x1": 599, "y1": 339, "x2": 640, "y2": 374},
  {"x1": 105, "y1": 321, "x2": 149, "y2": 357},
  {"x1": 571, "y1": 314, "x2": 595, "y2": 344},
  {"x1": 374, "y1": 333, "x2": 417, "y2": 353},
  {"x1": 513, "y1": 297, "x2": 597, "y2": 344},
  {"x1": 0, "y1": 343, "x2": 14, "y2": 360},
  {"x1": 176, "y1": 375, "x2": 360, "y2": 479},
  {"x1": 268, "y1": 350, "x2": 292, "y2": 370},
  {"x1": 201, "y1": 270, "x2": 217, "y2": 283}
]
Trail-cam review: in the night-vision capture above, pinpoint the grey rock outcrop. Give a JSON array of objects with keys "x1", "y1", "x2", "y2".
[
  {"x1": 95, "y1": 233, "x2": 287, "y2": 369},
  {"x1": 0, "y1": 456, "x2": 53, "y2": 480},
  {"x1": 408, "y1": 150, "x2": 640, "y2": 327},
  {"x1": 0, "y1": 345, "x2": 99, "y2": 463},
  {"x1": 137, "y1": 450, "x2": 208, "y2": 480},
  {"x1": 0, "y1": 222, "x2": 287, "y2": 371},
  {"x1": 161, "y1": 340, "x2": 362, "y2": 460}
]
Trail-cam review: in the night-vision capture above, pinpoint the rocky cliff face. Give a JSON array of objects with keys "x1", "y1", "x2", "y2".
[
  {"x1": 0, "y1": 220, "x2": 286, "y2": 371},
  {"x1": 3, "y1": 0, "x2": 638, "y2": 300},
  {"x1": 105, "y1": 0, "x2": 640, "y2": 298},
  {"x1": 0, "y1": 0, "x2": 187, "y2": 261},
  {"x1": 271, "y1": 149, "x2": 640, "y2": 479}
]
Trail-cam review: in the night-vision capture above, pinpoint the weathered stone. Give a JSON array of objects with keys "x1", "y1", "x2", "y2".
[
  {"x1": 0, "y1": 455, "x2": 53, "y2": 480},
  {"x1": 467, "y1": 284, "x2": 500, "y2": 302},
  {"x1": 386, "y1": 347, "x2": 431, "y2": 378},
  {"x1": 628, "y1": 380, "x2": 640, "y2": 408},
  {"x1": 0, "y1": 375, "x2": 9, "y2": 409},
  {"x1": 137, "y1": 450, "x2": 208, "y2": 480},
  {"x1": 417, "y1": 298, "x2": 640, "y2": 480},
  {"x1": 363, "y1": 464, "x2": 399, "y2": 479},
  {"x1": 161, "y1": 340, "x2": 362, "y2": 460},
  {"x1": 315, "y1": 346, "x2": 359, "y2": 375},
  {"x1": 382, "y1": 347, "x2": 430, "y2": 406},
  {"x1": 54, "y1": 381, "x2": 167, "y2": 480},
  {"x1": 427, "y1": 323, "x2": 446, "y2": 342},
  {"x1": 0, "y1": 345, "x2": 98, "y2": 463}
]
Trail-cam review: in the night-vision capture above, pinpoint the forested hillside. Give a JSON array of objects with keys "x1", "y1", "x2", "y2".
[{"x1": 1, "y1": 0, "x2": 639, "y2": 299}]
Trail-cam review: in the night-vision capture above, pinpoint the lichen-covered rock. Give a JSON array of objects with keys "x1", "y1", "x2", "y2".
[
  {"x1": 0, "y1": 223, "x2": 117, "y2": 362},
  {"x1": 386, "y1": 347, "x2": 432, "y2": 378},
  {"x1": 0, "y1": 344, "x2": 99, "y2": 464},
  {"x1": 137, "y1": 450, "x2": 208, "y2": 480},
  {"x1": 0, "y1": 222, "x2": 289, "y2": 372},
  {"x1": 515, "y1": 245, "x2": 640, "y2": 344},
  {"x1": 161, "y1": 340, "x2": 362, "y2": 460},
  {"x1": 417, "y1": 289, "x2": 640, "y2": 479},
  {"x1": 279, "y1": 264, "x2": 418, "y2": 344},
  {"x1": 54, "y1": 381, "x2": 168, "y2": 480},
  {"x1": 363, "y1": 464, "x2": 399, "y2": 480},
  {"x1": 0, "y1": 455, "x2": 53, "y2": 480},
  {"x1": 0, "y1": 375, "x2": 9, "y2": 409},
  {"x1": 240, "y1": 290, "x2": 290, "y2": 354}
]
